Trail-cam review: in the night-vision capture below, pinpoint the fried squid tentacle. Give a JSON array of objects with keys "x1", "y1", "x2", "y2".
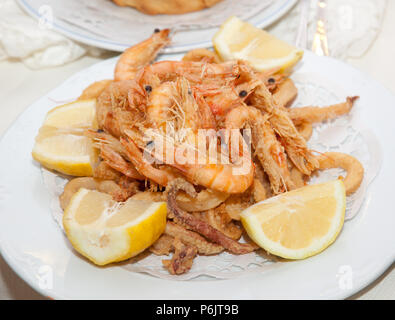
[
  {"x1": 166, "y1": 179, "x2": 255, "y2": 255},
  {"x1": 162, "y1": 238, "x2": 197, "y2": 275},
  {"x1": 165, "y1": 222, "x2": 224, "y2": 255}
]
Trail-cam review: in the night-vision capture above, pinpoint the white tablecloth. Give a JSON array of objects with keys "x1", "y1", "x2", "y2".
[{"x1": 0, "y1": 1, "x2": 394, "y2": 300}]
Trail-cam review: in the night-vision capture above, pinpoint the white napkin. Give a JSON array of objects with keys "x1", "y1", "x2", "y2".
[
  {"x1": 267, "y1": 0, "x2": 388, "y2": 59},
  {"x1": 0, "y1": 0, "x2": 388, "y2": 68},
  {"x1": 0, "y1": 0, "x2": 88, "y2": 69}
]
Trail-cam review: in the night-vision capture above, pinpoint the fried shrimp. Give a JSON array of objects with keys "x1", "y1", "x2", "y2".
[
  {"x1": 250, "y1": 81, "x2": 319, "y2": 175},
  {"x1": 182, "y1": 48, "x2": 221, "y2": 64},
  {"x1": 145, "y1": 60, "x2": 241, "y2": 84},
  {"x1": 121, "y1": 136, "x2": 177, "y2": 186},
  {"x1": 289, "y1": 96, "x2": 359, "y2": 125},
  {"x1": 86, "y1": 129, "x2": 145, "y2": 180},
  {"x1": 316, "y1": 152, "x2": 364, "y2": 195},
  {"x1": 199, "y1": 79, "x2": 260, "y2": 117},
  {"x1": 114, "y1": 29, "x2": 170, "y2": 81},
  {"x1": 100, "y1": 144, "x2": 145, "y2": 180},
  {"x1": 140, "y1": 77, "x2": 254, "y2": 193},
  {"x1": 225, "y1": 105, "x2": 294, "y2": 193}
]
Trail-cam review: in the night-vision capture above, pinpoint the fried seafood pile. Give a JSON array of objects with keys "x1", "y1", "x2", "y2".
[{"x1": 62, "y1": 30, "x2": 364, "y2": 275}]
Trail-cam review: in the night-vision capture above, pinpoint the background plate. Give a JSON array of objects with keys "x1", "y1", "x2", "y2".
[
  {"x1": 17, "y1": 0, "x2": 297, "y2": 53},
  {"x1": 0, "y1": 51, "x2": 394, "y2": 299}
]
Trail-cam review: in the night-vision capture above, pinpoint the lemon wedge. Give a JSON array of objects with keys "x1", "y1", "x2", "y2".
[
  {"x1": 44, "y1": 99, "x2": 98, "y2": 129},
  {"x1": 241, "y1": 180, "x2": 346, "y2": 260},
  {"x1": 213, "y1": 16, "x2": 304, "y2": 72},
  {"x1": 63, "y1": 188, "x2": 167, "y2": 266},
  {"x1": 32, "y1": 99, "x2": 98, "y2": 176}
]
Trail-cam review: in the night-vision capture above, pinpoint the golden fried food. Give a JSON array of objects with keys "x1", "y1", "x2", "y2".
[
  {"x1": 114, "y1": 29, "x2": 170, "y2": 81},
  {"x1": 42, "y1": 29, "x2": 366, "y2": 276},
  {"x1": 78, "y1": 80, "x2": 113, "y2": 100},
  {"x1": 290, "y1": 163, "x2": 306, "y2": 189},
  {"x1": 59, "y1": 177, "x2": 138, "y2": 210},
  {"x1": 252, "y1": 178, "x2": 268, "y2": 203},
  {"x1": 289, "y1": 96, "x2": 359, "y2": 125},
  {"x1": 249, "y1": 74, "x2": 319, "y2": 175},
  {"x1": 164, "y1": 222, "x2": 223, "y2": 255},
  {"x1": 296, "y1": 121, "x2": 313, "y2": 141},
  {"x1": 131, "y1": 191, "x2": 165, "y2": 202},
  {"x1": 162, "y1": 238, "x2": 197, "y2": 275},
  {"x1": 316, "y1": 152, "x2": 364, "y2": 195},
  {"x1": 273, "y1": 78, "x2": 298, "y2": 108},
  {"x1": 167, "y1": 179, "x2": 255, "y2": 254},
  {"x1": 205, "y1": 205, "x2": 243, "y2": 240},
  {"x1": 112, "y1": 0, "x2": 223, "y2": 15},
  {"x1": 182, "y1": 48, "x2": 221, "y2": 64},
  {"x1": 149, "y1": 234, "x2": 174, "y2": 255},
  {"x1": 225, "y1": 105, "x2": 295, "y2": 193},
  {"x1": 175, "y1": 189, "x2": 229, "y2": 212}
]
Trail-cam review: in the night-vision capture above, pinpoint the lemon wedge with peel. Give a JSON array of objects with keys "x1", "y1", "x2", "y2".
[
  {"x1": 241, "y1": 180, "x2": 346, "y2": 260},
  {"x1": 44, "y1": 99, "x2": 98, "y2": 129},
  {"x1": 213, "y1": 16, "x2": 303, "y2": 72},
  {"x1": 63, "y1": 188, "x2": 167, "y2": 266},
  {"x1": 32, "y1": 99, "x2": 98, "y2": 176}
]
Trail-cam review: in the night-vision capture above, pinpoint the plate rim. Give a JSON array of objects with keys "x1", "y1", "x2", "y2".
[
  {"x1": 16, "y1": 0, "x2": 297, "y2": 53},
  {"x1": 0, "y1": 51, "x2": 394, "y2": 300}
]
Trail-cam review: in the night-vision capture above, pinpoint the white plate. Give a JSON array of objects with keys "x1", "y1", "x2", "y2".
[
  {"x1": 16, "y1": 0, "x2": 297, "y2": 53},
  {"x1": 0, "y1": 51, "x2": 394, "y2": 299}
]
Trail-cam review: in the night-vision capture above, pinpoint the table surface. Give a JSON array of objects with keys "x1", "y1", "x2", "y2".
[{"x1": 1, "y1": 2, "x2": 394, "y2": 300}]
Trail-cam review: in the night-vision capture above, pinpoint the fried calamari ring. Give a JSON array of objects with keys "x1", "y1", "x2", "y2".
[
  {"x1": 59, "y1": 177, "x2": 138, "y2": 210},
  {"x1": 316, "y1": 152, "x2": 364, "y2": 195},
  {"x1": 78, "y1": 80, "x2": 113, "y2": 100},
  {"x1": 131, "y1": 189, "x2": 229, "y2": 212},
  {"x1": 175, "y1": 189, "x2": 229, "y2": 212}
]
